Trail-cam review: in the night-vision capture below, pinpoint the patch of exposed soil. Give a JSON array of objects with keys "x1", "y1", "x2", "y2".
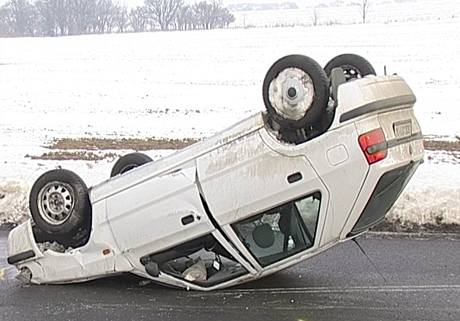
[
  {"x1": 45, "y1": 137, "x2": 199, "y2": 151},
  {"x1": 26, "y1": 151, "x2": 120, "y2": 161},
  {"x1": 46, "y1": 138, "x2": 457, "y2": 152},
  {"x1": 423, "y1": 139, "x2": 460, "y2": 152}
]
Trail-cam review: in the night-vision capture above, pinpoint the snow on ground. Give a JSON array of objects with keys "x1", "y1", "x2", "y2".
[
  {"x1": 231, "y1": 0, "x2": 460, "y2": 27},
  {"x1": 388, "y1": 155, "x2": 460, "y2": 227},
  {"x1": 0, "y1": 17, "x2": 459, "y2": 227}
]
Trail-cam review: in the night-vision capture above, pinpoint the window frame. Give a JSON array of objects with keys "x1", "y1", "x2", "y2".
[{"x1": 230, "y1": 191, "x2": 322, "y2": 268}]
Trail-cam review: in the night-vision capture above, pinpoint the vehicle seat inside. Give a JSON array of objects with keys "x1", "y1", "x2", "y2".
[{"x1": 252, "y1": 224, "x2": 275, "y2": 248}]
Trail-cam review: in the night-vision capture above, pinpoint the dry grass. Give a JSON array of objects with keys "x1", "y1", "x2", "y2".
[{"x1": 45, "y1": 137, "x2": 199, "y2": 151}]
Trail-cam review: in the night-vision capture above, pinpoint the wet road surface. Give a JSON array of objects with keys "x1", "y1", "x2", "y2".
[{"x1": 0, "y1": 230, "x2": 459, "y2": 321}]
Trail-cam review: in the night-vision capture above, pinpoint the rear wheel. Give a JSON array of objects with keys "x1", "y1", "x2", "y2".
[
  {"x1": 29, "y1": 169, "x2": 91, "y2": 247},
  {"x1": 110, "y1": 152, "x2": 153, "y2": 177},
  {"x1": 324, "y1": 53, "x2": 376, "y2": 81},
  {"x1": 263, "y1": 55, "x2": 330, "y2": 131}
]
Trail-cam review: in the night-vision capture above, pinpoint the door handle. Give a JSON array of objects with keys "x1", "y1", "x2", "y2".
[
  {"x1": 181, "y1": 214, "x2": 195, "y2": 225},
  {"x1": 287, "y1": 172, "x2": 303, "y2": 184}
]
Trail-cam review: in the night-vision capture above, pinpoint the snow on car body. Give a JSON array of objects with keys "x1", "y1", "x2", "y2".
[{"x1": 7, "y1": 55, "x2": 424, "y2": 291}]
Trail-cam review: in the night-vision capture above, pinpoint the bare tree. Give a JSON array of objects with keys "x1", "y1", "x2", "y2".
[
  {"x1": 312, "y1": 7, "x2": 319, "y2": 26},
  {"x1": 129, "y1": 6, "x2": 148, "y2": 32},
  {"x1": 2, "y1": 0, "x2": 37, "y2": 36},
  {"x1": 0, "y1": 6, "x2": 13, "y2": 36},
  {"x1": 193, "y1": 1, "x2": 216, "y2": 30},
  {"x1": 175, "y1": 4, "x2": 193, "y2": 30},
  {"x1": 191, "y1": 1, "x2": 234, "y2": 30},
  {"x1": 216, "y1": 6, "x2": 234, "y2": 28},
  {"x1": 0, "y1": 0, "x2": 234, "y2": 36},
  {"x1": 66, "y1": 0, "x2": 96, "y2": 35},
  {"x1": 114, "y1": 5, "x2": 128, "y2": 33},
  {"x1": 54, "y1": 0, "x2": 69, "y2": 36},
  {"x1": 92, "y1": 0, "x2": 118, "y2": 33},
  {"x1": 145, "y1": 0, "x2": 183, "y2": 31},
  {"x1": 35, "y1": 0, "x2": 56, "y2": 36},
  {"x1": 360, "y1": 0, "x2": 370, "y2": 24}
]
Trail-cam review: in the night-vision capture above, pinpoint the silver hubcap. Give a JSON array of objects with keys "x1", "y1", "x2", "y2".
[
  {"x1": 37, "y1": 182, "x2": 74, "y2": 225},
  {"x1": 268, "y1": 67, "x2": 315, "y2": 121}
]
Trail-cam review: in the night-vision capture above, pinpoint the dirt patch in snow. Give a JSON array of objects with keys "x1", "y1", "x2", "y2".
[
  {"x1": 45, "y1": 137, "x2": 200, "y2": 151},
  {"x1": 424, "y1": 139, "x2": 460, "y2": 164},
  {"x1": 424, "y1": 139, "x2": 460, "y2": 152},
  {"x1": 26, "y1": 151, "x2": 120, "y2": 161}
]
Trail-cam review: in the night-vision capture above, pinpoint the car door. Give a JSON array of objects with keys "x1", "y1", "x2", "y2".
[
  {"x1": 197, "y1": 130, "x2": 326, "y2": 225},
  {"x1": 105, "y1": 164, "x2": 215, "y2": 261},
  {"x1": 197, "y1": 130, "x2": 329, "y2": 269}
]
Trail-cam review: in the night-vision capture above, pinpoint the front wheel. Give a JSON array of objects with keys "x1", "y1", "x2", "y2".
[
  {"x1": 324, "y1": 53, "x2": 376, "y2": 81},
  {"x1": 110, "y1": 152, "x2": 153, "y2": 177},
  {"x1": 262, "y1": 54, "x2": 330, "y2": 130},
  {"x1": 29, "y1": 169, "x2": 92, "y2": 246}
]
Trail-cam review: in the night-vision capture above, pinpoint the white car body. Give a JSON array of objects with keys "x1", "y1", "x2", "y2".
[{"x1": 8, "y1": 75, "x2": 424, "y2": 291}]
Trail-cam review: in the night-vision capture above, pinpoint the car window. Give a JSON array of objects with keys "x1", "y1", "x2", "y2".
[{"x1": 232, "y1": 192, "x2": 321, "y2": 267}]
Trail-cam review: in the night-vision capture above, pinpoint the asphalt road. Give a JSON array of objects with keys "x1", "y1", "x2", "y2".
[{"x1": 0, "y1": 229, "x2": 459, "y2": 321}]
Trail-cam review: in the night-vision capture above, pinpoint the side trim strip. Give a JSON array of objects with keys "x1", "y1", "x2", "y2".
[
  {"x1": 339, "y1": 94, "x2": 416, "y2": 123},
  {"x1": 387, "y1": 132, "x2": 423, "y2": 149},
  {"x1": 7, "y1": 250, "x2": 35, "y2": 265}
]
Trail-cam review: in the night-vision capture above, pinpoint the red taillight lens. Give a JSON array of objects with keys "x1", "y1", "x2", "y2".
[{"x1": 358, "y1": 128, "x2": 387, "y2": 164}]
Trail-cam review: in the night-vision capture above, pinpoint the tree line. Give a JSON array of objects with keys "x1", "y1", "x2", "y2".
[{"x1": 0, "y1": 0, "x2": 235, "y2": 37}]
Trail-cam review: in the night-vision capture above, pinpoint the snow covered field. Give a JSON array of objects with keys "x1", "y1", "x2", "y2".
[
  {"x1": 0, "y1": 15, "x2": 459, "y2": 228},
  {"x1": 231, "y1": 0, "x2": 460, "y2": 27}
]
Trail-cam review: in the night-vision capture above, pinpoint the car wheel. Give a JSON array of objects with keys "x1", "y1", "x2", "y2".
[
  {"x1": 263, "y1": 55, "x2": 330, "y2": 130},
  {"x1": 324, "y1": 53, "x2": 376, "y2": 81},
  {"x1": 29, "y1": 169, "x2": 92, "y2": 245},
  {"x1": 110, "y1": 152, "x2": 153, "y2": 177}
]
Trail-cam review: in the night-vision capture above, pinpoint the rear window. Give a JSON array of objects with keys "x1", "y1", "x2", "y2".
[{"x1": 232, "y1": 192, "x2": 321, "y2": 267}]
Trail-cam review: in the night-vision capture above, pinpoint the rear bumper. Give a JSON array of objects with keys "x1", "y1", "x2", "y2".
[
  {"x1": 331, "y1": 75, "x2": 416, "y2": 130},
  {"x1": 339, "y1": 123, "x2": 424, "y2": 239},
  {"x1": 347, "y1": 161, "x2": 420, "y2": 236}
]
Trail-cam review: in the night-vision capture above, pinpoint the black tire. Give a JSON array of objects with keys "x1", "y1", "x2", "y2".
[
  {"x1": 29, "y1": 169, "x2": 92, "y2": 245},
  {"x1": 263, "y1": 55, "x2": 330, "y2": 130},
  {"x1": 110, "y1": 152, "x2": 153, "y2": 177},
  {"x1": 324, "y1": 53, "x2": 376, "y2": 81}
]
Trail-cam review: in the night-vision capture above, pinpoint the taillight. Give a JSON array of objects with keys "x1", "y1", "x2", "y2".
[{"x1": 358, "y1": 128, "x2": 387, "y2": 164}]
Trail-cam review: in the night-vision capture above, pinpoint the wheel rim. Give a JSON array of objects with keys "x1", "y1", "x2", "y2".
[
  {"x1": 268, "y1": 67, "x2": 315, "y2": 121},
  {"x1": 340, "y1": 65, "x2": 363, "y2": 81},
  {"x1": 37, "y1": 181, "x2": 75, "y2": 225}
]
